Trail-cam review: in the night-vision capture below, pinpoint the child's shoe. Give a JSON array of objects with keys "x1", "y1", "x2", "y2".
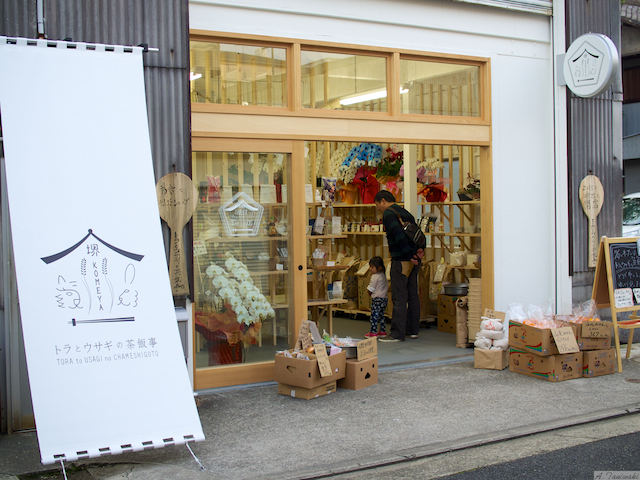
[
  {"x1": 365, "y1": 332, "x2": 377, "y2": 338},
  {"x1": 377, "y1": 331, "x2": 387, "y2": 337}
]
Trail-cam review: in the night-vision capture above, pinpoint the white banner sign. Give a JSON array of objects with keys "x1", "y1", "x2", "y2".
[{"x1": 0, "y1": 37, "x2": 204, "y2": 464}]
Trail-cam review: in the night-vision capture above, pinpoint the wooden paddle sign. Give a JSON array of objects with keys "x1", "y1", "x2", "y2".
[
  {"x1": 157, "y1": 172, "x2": 198, "y2": 296},
  {"x1": 579, "y1": 174, "x2": 604, "y2": 268}
]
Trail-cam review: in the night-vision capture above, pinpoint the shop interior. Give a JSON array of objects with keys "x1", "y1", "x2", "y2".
[{"x1": 191, "y1": 140, "x2": 482, "y2": 371}]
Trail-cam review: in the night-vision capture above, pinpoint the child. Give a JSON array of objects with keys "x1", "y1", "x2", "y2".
[{"x1": 365, "y1": 256, "x2": 389, "y2": 338}]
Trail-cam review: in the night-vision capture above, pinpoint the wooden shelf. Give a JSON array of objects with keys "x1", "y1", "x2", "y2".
[
  {"x1": 418, "y1": 201, "x2": 480, "y2": 205},
  {"x1": 307, "y1": 234, "x2": 348, "y2": 239},
  {"x1": 309, "y1": 265, "x2": 350, "y2": 271},
  {"x1": 344, "y1": 231, "x2": 385, "y2": 236},
  {"x1": 332, "y1": 203, "x2": 403, "y2": 208},
  {"x1": 428, "y1": 232, "x2": 481, "y2": 237},
  {"x1": 198, "y1": 202, "x2": 288, "y2": 208},
  {"x1": 307, "y1": 299, "x2": 349, "y2": 306},
  {"x1": 249, "y1": 270, "x2": 289, "y2": 276},
  {"x1": 203, "y1": 235, "x2": 288, "y2": 243}
]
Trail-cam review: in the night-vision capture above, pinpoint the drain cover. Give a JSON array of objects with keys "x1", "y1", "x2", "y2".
[{"x1": 625, "y1": 379, "x2": 640, "y2": 383}]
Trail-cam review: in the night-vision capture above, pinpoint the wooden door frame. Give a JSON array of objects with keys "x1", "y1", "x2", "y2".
[{"x1": 191, "y1": 138, "x2": 307, "y2": 389}]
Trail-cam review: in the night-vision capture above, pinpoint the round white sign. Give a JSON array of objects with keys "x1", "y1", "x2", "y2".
[{"x1": 563, "y1": 33, "x2": 619, "y2": 98}]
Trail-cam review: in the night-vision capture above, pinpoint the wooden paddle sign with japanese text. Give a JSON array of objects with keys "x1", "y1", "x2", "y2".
[
  {"x1": 157, "y1": 172, "x2": 198, "y2": 297},
  {"x1": 579, "y1": 174, "x2": 604, "y2": 268}
]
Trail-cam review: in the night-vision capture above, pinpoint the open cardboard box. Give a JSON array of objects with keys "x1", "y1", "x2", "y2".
[
  {"x1": 274, "y1": 350, "x2": 346, "y2": 389},
  {"x1": 508, "y1": 320, "x2": 578, "y2": 356}
]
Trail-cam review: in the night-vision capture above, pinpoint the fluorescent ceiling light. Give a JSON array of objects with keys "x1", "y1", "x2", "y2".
[
  {"x1": 190, "y1": 72, "x2": 202, "y2": 81},
  {"x1": 339, "y1": 87, "x2": 410, "y2": 106}
]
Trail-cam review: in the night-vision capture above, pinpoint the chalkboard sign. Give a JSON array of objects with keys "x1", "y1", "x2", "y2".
[
  {"x1": 592, "y1": 236, "x2": 640, "y2": 373},
  {"x1": 609, "y1": 242, "x2": 640, "y2": 291}
]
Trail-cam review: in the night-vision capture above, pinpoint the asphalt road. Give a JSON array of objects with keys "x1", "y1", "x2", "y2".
[{"x1": 330, "y1": 414, "x2": 640, "y2": 480}]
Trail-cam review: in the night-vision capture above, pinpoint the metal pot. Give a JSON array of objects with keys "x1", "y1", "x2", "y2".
[{"x1": 444, "y1": 283, "x2": 468, "y2": 296}]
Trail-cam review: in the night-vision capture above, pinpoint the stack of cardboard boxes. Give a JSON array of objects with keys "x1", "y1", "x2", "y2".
[
  {"x1": 508, "y1": 318, "x2": 614, "y2": 382},
  {"x1": 275, "y1": 321, "x2": 379, "y2": 399}
]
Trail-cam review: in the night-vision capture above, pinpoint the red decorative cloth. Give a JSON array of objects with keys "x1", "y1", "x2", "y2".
[{"x1": 351, "y1": 167, "x2": 380, "y2": 204}]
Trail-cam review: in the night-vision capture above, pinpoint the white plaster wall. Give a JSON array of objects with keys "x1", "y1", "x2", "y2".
[{"x1": 189, "y1": 0, "x2": 560, "y2": 311}]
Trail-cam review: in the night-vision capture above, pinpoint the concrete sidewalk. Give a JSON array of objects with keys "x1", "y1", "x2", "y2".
[{"x1": 2, "y1": 357, "x2": 640, "y2": 480}]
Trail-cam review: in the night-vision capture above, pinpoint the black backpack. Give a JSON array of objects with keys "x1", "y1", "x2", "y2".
[{"x1": 392, "y1": 207, "x2": 426, "y2": 250}]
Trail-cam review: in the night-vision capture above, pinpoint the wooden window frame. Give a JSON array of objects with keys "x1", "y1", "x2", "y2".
[{"x1": 189, "y1": 30, "x2": 490, "y2": 126}]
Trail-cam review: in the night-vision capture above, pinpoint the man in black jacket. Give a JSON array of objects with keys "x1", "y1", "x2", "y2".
[{"x1": 374, "y1": 191, "x2": 423, "y2": 342}]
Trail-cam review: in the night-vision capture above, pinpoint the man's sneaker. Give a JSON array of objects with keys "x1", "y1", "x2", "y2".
[
  {"x1": 377, "y1": 331, "x2": 387, "y2": 337},
  {"x1": 379, "y1": 335, "x2": 403, "y2": 342},
  {"x1": 409, "y1": 334, "x2": 419, "y2": 339},
  {"x1": 365, "y1": 332, "x2": 377, "y2": 338}
]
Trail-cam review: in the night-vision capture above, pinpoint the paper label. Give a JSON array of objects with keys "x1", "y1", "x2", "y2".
[
  {"x1": 332, "y1": 216, "x2": 342, "y2": 235},
  {"x1": 614, "y1": 288, "x2": 634, "y2": 308},
  {"x1": 305, "y1": 184, "x2": 313, "y2": 204},
  {"x1": 581, "y1": 322, "x2": 611, "y2": 338},
  {"x1": 295, "y1": 320, "x2": 312, "y2": 352},
  {"x1": 357, "y1": 338, "x2": 378, "y2": 361},
  {"x1": 193, "y1": 240, "x2": 207, "y2": 257},
  {"x1": 550, "y1": 327, "x2": 580, "y2": 354},
  {"x1": 483, "y1": 308, "x2": 506, "y2": 321},
  {"x1": 259, "y1": 184, "x2": 277, "y2": 204},
  {"x1": 314, "y1": 344, "x2": 333, "y2": 377},
  {"x1": 326, "y1": 261, "x2": 335, "y2": 267},
  {"x1": 276, "y1": 264, "x2": 284, "y2": 271}
]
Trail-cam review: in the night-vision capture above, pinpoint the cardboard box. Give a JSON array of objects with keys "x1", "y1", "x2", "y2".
[
  {"x1": 508, "y1": 320, "x2": 578, "y2": 356},
  {"x1": 274, "y1": 350, "x2": 346, "y2": 389},
  {"x1": 583, "y1": 349, "x2": 616, "y2": 377},
  {"x1": 474, "y1": 348, "x2": 509, "y2": 370},
  {"x1": 438, "y1": 313, "x2": 457, "y2": 334},
  {"x1": 509, "y1": 348, "x2": 582, "y2": 382},
  {"x1": 438, "y1": 294, "x2": 460, "y2": 316},
  {"x1": 278, "y1": 381, "x2": 337, "y2": 400},
  {"x1": 338, "y1": 357, "x2": 379, "y2": 390}
]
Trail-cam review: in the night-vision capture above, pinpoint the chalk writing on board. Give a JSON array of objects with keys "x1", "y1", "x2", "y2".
[{"x1": 609, "y1": 243, "x2": 640, "y2": 296}]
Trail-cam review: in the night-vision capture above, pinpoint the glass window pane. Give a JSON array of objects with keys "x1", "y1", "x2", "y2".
[
  {"x1": 301, "y1": 51, "x2": 387, "y2": 111},
  {"x1": 400, "y1": 59, "x2": 480, "y2": 117},
  {"x1": 192, "y1": 151, "x2": 291, "y2": 368},
  {"x1": 190, "y1": 42, "x2": 287, "y2": 107}
]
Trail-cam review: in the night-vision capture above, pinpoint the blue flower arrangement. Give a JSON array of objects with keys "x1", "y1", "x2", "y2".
[{"x1": 338, "y1": 143, "x2": 383, "y2": 183}]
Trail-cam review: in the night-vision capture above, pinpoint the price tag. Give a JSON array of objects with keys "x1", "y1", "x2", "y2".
[
  {"x1": 614, "y1": 288, "x2": 634, "y2": 308},
  {"x1": 357, "y1": 337, "x2": 378, "y2": 361},
  {"x1": 295, "y1": 320, "x2": 312, "y2": 352},
  {"x1": 314, "y1": 344, "x2": 333, "y2": 377},
  {"x1": 326, "y1": 261, "x2": 335, "y2": 267},
  {"x1": 581, "y1": 322, "x2": 611, "y2": 338},
  {"x1": 483, "y1": 308, "x2": 506, "y2": 321},
  {"x1": 193, "y1": 240, "x2": 207, "y2": 257},
  {"x1": 550, "y1": 327, "x2": 580, "y2": 354}
]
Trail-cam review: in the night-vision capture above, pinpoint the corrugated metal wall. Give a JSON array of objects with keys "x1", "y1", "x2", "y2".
[
  {"x1": 0, "y1": 0, "x2": 192, "y2": 282},
  {"x1": 567, "y1": 0, "x2": 624, "y2": 302}
]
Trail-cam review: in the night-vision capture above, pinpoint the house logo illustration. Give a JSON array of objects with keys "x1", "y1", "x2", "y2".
[
  {"x1": 568, "y1": 41, "x2": 604, "y2": 88},
  {"x1": 562, "y1": 33, "x2": 619, "y2": 98},
  {"x1": 41, "y1": 229, "x2": 144, "y2": 326},
  {"x1": 218, "y1": 191, "x2": 264, "y2": 237}
]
